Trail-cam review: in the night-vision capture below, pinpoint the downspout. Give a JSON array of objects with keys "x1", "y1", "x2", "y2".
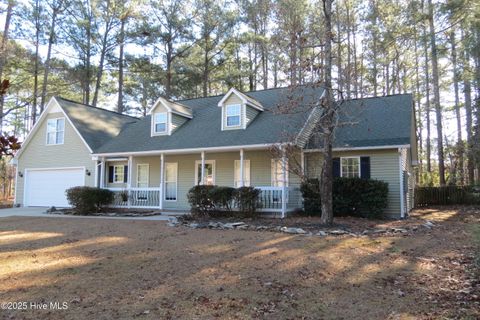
[
  {"x1": 281, "y1": 145, "x2": 287, "y2": 219},
  {"x1": 399, "y1": 148, "x2": 405, "y2": 219}
]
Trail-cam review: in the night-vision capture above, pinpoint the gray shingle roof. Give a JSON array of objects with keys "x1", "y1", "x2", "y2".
[
  {"x1": 56, "y1": 97, "x2": 139, "y2": 152},
  {"x1": 95, "y1": 86, "x2": 325, "y2": 154},
  {"x1": 307, "y1": 94, "x2": 413, "y2": 149},
  {"x1": 57, "y1": 87, "x2": 413, "y2": 155}
]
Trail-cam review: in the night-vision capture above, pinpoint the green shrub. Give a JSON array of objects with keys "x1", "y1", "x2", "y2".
[
  {"x1": 333, "y1": 178, "x2": 388, "y2": 218},
  {"x1": 66, "y1": 186, "x2": 114, "y2": 215},
  {"x1": 300, "y1": 178, "x2": 322, "y2": 215},
  {"x1": 300, "y1": 177, "x2": 389, "y2": 219},
  {"x1": 187, "y1": 185, "x2": 216, "y2": 216},
  {"x1": 234, "y1": 186, "x2": 261, "y2": 216},
  {"x1": 210, "y1": 186, "x2": 235, "y2": 211},
  {"x1": 187, "y1": 185, "x2": 260, "y2": 217}
]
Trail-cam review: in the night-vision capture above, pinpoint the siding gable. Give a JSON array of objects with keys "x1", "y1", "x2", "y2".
[{"x1": 15, "y1": 110, "x2": 96, "y2": 205}]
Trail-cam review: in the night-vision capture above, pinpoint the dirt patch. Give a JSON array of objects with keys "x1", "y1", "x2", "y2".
[{"x1": 0, "y1": 206, "x2": 478, "y2": 319}]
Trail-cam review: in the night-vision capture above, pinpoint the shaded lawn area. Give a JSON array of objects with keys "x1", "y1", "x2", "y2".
[{"x1": 0, "y1": 207, "x2": 479, "y2": 320}]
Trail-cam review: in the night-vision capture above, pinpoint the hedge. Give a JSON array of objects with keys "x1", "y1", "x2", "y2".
[
  {"x1": 187, "y1": 185, "x2": 259, "y2": 216},
  {"x1": 301, "y1": 177, "x2": 389, "y2": 219},
  {"x1": 66, "y1": 186, "x2": 114, "y2": 215}
]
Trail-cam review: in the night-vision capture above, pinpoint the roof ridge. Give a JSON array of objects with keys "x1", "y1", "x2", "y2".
[
  {"x1": 341, "y1": 93, "x2": 412, "y2": 103},
  {"x1": 55, "y1": 96, "x2": 139, "y2": 120},
  {"x1": 174, "y1": 85, "x2": 312, "y2": 103}
]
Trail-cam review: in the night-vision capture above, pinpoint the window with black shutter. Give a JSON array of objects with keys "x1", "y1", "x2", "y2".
[{"x1": 360, "y1": 157, "x2": 371, "y2": 179}]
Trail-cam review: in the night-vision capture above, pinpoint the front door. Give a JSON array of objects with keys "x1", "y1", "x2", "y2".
[{"x1": 136, "y1": 164, "x2": 149, "y2": 188}]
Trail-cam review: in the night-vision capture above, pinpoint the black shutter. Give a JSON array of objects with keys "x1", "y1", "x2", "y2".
[
  {"x1": 360, "y1": 157, "x2": 370, "y2": 179},
  {"x1": 108, "y1": 166, "x2": 114, "y2": 183},
  {"x1": 124, "y1": 166, "x2": 128, "y2": 183},
  {"x1": 333, "y1": 158, "x2": 340, "y2": 178}
]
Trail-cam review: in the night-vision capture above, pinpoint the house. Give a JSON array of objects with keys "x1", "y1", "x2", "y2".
[{"x1": 13, "y1": 85, "x2": 417, "y2": 218}]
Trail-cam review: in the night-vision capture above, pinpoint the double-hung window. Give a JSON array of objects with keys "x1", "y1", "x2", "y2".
[
  {"x1": 165, "y1": 163, "x2": 178, "y2": 201},
  {"x1": 225, "y1": 104, "x2": 241, "y2": 127},
  {"x1": 195, "y1": 160, "x2": 215, "y2": 185},
  {"x1": 46, "y1": 118, "x2": 65, "y2": 145},
  {"x1": 341, "y1": 157, "x2": 360, "y2": 178},
  {"x1": 271, "y1": 159, "x2": 288, "y2": 187},
  {"x1": 113, "y1": 165, "x2": 125, "y2": 183},
  {"x1": 154, "y1": 112, "x2": 168, "y2": 133}
]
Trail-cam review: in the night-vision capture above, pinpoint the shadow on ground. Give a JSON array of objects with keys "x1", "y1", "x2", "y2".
[{"x1": 0, "y1": 206, "x2": 478, "y2": 320}]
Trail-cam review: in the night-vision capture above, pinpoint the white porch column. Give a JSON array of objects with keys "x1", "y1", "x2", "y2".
[
  {"x1": 159, "y1": 153, "x2": 164, "y2": 209},
  {"x1": 300, "y1": 151, "x2": 305, "y2": 176},
  {"x1": 127, "y1": 156, "x2": 133, "y2": 188},
  {"x1": 94, "y1": 161, "x2": 99, "y2": 188},
  {"x1": 239, "y1": 149, "x2": 244, "y2": 187},
  {"x1": 100, "y1": 157, "x2": 106, "y2": 188},
  {"x1": 281, "y1": 146, "x2": 287, "y2": 218},
  {"x1": 127, "y1": 156, "x2": 133, "y2": 208},
  {"x1": 200, "y1": 151, "x2": 205, "y2": 185}
]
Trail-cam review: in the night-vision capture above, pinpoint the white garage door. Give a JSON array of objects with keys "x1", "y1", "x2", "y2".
[{"x1": 25, "y1": 168, "x2": 85, "y2": 207}]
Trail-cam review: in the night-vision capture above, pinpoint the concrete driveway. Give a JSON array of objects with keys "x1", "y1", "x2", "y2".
[{"x1": 0, "y1": 207, "x2": 172, "y2": 221}]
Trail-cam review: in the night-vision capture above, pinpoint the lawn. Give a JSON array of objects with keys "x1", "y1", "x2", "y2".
[{"x1": 0, "y1": 207, "x2": 479, "y2": 319}]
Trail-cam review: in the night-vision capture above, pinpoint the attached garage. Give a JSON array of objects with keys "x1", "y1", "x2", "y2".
[{"x1": 24, "y1": 168, "x2": 85, "y2": 207}]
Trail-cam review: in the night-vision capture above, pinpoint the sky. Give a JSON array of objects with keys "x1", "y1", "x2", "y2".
[{"x1": 0, "y1": 1, "x2": 466, "y2": 149}]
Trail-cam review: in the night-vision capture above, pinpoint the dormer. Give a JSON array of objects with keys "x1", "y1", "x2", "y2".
[
  {"x1": 218, "y1": 88, "x2": 263, "y2": 131},
  {"x1": 148, "y1": 97, "x2": 192, "y2": 136}
]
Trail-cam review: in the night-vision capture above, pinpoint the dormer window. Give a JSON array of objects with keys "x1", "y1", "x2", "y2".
[
  {"x1": 226, "y1": 104, "x2": 241, "y2": 127},
  {"x1": 154, "y1": 112, "x2": 168, "y2": 134},
  {"x1": 218, "y1": 88, "x2": 263, "y2": 131},
  {"x1": 149, "y1": 97, "x2": 192, "y2": 137}
]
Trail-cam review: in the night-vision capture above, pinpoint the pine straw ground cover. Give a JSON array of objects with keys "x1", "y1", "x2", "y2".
[{"x1": 0, "y1": 206, "x2": 478, "y2": 320}]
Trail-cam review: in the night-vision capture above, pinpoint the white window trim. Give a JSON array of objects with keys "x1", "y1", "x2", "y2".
[
  {"x1": 340, "y1": 156, "x2": 361, "y2": 178},
  {"x1": 113, "y1": 165, "x2": 125, "y2": 184},
  {"x1": 152, "y1": 112, "x2": 169, "y2": 135},
  {"x1": 225, "y1": 104, "x2": 242, "y2": 128},
  {"x1": 194, "y1": 160, "x2": 216, "y2": 185},
  {"x1": 164, "y1": 162, "x2": 178, "y2": 201},
  {"x1": 234, "y1": 159, "x2": 251, "y2": 187},
  {"x1": 271, "y1": 158, "x2": 289, "y2": 187},
  {"x1": 136, "y1": 163, "x2": 149, "y2": 187},
  {"x1": 46, "y1": 117, "x2": 65, "y2": 146}
]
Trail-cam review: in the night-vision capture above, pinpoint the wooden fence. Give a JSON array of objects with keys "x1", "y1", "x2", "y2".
[{"x1": 414, "y1": 186, "x2": 480, "y2": 207}]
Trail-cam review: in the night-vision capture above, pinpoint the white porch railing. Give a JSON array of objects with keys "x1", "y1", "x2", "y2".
[
  {"x1": 105, "y1": 186, "x2": 295, "y2": 213},
  {"x1": 256, "y1": 186, "x2": 288, "y2": 212},
  {"x1": 108, "y1": 187, "x2": 161, "y2": 209}
]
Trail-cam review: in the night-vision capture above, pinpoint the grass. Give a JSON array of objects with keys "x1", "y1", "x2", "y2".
[{"x1": 0, "y1": 206, "x2": 479, "y2": 319}]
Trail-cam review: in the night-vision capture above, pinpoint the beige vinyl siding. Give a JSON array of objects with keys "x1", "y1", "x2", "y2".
[
  {"x1": 126, "y1": 150, "x2": 301, "y2": 211},
  {"x1": 15, "y1": 112, "x2": 95, "y2": 205},
  {"x1": 245, "y1": 106, "x2": 259, "y2": 126},
  {"x1": 171, "y1": 114, "x2": 188, "y2": 133},
  {"x1": 161, "y1": 151, "x2": 273, "y2": 210},
  {"x1": 305, "y1": 149, "x2": 402, "y2": 218},
  {"x1": 224, "y1": 94, "x2": 242, "y2": 105}
]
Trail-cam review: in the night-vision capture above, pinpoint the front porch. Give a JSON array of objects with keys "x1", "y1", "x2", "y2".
[{"x1": 94, "y1": 148, "x2": 303, "y2": 217}]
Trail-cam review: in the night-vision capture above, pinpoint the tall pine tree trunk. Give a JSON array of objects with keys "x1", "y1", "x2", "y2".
[
  {"x1": 0, "y1": 0, "x2": 14, "y2": 131},
  {"x1": 450, "y1": 29, "x2": 463, "y2": 184},
  {"x1": 40, "y1": 2, "x2": 61, "y2": 114},
  {"x1": 422, "y1": 0, "x2": 432, "y2": 173},
  {"x1": 428, "y1": 0, "x2": 446, "y2": 185},
  {"x1": 32, "y1": 0, "x2": 41, "y2": 125},
  {"x1": 320, "y1": 0, "x2": 335, "y2": 225},
  {"x1": 414, "y1": 29, "x2": 423, "y2": 181},
  {"x1": 117, "y1": 17, "x2": 125, "y2": 113},
  {"x1": 462, "y1": 30, "x2": 474, "y2": 184}
]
